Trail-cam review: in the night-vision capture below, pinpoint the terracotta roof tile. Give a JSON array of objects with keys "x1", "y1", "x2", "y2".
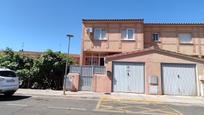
[
  {"x1": 82, "y1": 19, "x2": 204, "y2": 25},
  {"x1": 82, "y1": 19, "x2": 144, "y2": 22},
  {"x1": 145, "y1": 23, "x2": 204, "y2": 25}
]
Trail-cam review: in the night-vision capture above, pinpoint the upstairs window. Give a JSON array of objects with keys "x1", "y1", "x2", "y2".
[
  {"x1": 178, "y1": 33, "x2": 192, "y2": 43},
  {"x1": 122, "y1": 28, "x2": 135, "y2": 40},
  {"x1": 152, "y1": 33, "x2": 160, "y2": 42},
  {"x1": 94, "y1": 28, "x2": 107, "y2": 40}
]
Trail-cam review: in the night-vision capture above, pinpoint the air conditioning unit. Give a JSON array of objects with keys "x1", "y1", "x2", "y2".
[{"x1": 86, "y1": 28, "x2": 93, "y2": 33}]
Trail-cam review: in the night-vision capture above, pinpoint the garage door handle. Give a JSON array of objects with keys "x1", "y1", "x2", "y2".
[
  {"x1": 177, "y1": 75, "x2": 180, "y2": 79},
  {"x1": 127, "y1": 72, "x2": 130, "y2": 76}
]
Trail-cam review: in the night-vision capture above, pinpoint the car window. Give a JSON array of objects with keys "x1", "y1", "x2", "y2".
[{"x1": 0, "y1": 71, "x2": 16, "y2": 77}]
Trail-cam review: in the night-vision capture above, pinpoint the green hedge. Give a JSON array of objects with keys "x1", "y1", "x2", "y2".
[{"x1": 0, "y1": 48, "x2": 75, "y2": 90}]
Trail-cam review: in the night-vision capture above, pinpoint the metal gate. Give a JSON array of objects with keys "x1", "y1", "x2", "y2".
[
  {"x1": 113, "y1": 62, "x2": 145, "y2": 93},
  {"x1": 162, "y1": 63, "x2": 197, "y2": 96},
  {"x1": 69, "y1": 65, "x2": 106, "y2": 91}
]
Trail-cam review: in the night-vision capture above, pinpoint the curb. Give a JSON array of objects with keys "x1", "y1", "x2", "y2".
[{"x1": 15, "y1": 92, "x2": 101, "y2": 100}]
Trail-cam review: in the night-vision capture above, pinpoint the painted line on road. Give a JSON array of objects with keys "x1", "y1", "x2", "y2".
[
  {"x1": 47, "y1": 106, "x2": 87, "y2": 111},
  {"x1": 95, "y1": 96, "x2": 184, "y2": 115},
  {"x1": 94, "y1": 108, "x2": 164, "y2": 115},
  {"x1": 6, "y1": 103, "x2": 28, "y2": 107},
  {"x1": 95, "y1": 96, "x2": 104, "y2": 110},
  {"x1": 101, "y1": 96, "x2": 160, "y2": 103},
  {"x1": 166, "y1": 105, "x2": 184, "y2": 115}
]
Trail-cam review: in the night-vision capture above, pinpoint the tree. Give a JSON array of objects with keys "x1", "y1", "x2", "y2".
[
  {"x1": 0, "y1": 48, "x2": 76, "y2": 90},
  {"x1": 36, "y1": 49, "x2": 75, "y2": 89},
  {"x1": 0, "y1": 48, "x2": 35, "y2": 88}
]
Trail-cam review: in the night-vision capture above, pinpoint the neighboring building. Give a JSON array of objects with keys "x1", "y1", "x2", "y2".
[
  {"x1": 79, "y1": 19, "x2": 204, "y2": 96},
  {"x1": 0, "y1": 50, "x2": 80, "y2": 64}
]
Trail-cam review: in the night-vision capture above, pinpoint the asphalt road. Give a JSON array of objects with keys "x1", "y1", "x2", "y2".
[{"x1": 0, "y1": 94, "x2": 204, "y2": 115}]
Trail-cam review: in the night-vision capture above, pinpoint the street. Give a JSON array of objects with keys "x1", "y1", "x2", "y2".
[{"x1": 0, "y1": 94, "x2": 204, "y2": 115}]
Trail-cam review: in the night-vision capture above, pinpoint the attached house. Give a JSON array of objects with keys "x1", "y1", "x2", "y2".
[{"x1": 78, "y1": 19, "x2": 204, "y2": 96}]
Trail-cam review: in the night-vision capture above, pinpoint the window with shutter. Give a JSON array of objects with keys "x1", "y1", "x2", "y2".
[
  {"x1": 94, "y1": 28, "x2": 107, "y2": 40},
  {"x1": 121, "y1": 29, "x2": 126, "y2": 39},
  {"x1": 121, "y1": 28, "x2": 135, "y2": 40},
  {"x1": 152, "y1": 33, "x2": 160, "y2": 42},
  {"x1": 178, "y1": 33, "x2": 192, "y2": 43}
]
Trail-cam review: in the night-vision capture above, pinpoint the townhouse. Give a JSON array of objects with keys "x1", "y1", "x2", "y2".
[{"x1": 79, "y1": 19, "x2": 204, "y2": 96}]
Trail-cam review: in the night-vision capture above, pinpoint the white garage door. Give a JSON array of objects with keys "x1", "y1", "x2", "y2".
[
  {"x1": 113, "y1": 62, "x2": 144, "y2": 93},
  {"x1": 162, "y1": 64, "x2": 197, "y2": 96}
]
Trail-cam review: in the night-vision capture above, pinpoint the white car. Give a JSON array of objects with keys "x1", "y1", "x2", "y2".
[{"x1": 0, "y1": 68, "x2": 19, "y2": 96}]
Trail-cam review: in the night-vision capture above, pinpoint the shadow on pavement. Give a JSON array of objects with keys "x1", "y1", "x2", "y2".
[{"x1": 0, "y1": 94, "x2": 31, "y2": 101}]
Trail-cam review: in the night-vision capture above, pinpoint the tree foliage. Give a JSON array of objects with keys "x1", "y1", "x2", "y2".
[{"x1": 0, "y1": 48, "x2": 75, "y2": 90}]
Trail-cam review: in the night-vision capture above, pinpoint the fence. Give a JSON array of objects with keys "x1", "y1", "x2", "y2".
[{"x1": 69, "y1": 65, "x2": 106, "y2": 91}]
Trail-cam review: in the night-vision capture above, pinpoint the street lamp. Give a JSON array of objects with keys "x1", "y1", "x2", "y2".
[{"x1": 63, "y1": 34, "x2": 74, "y2": 95}]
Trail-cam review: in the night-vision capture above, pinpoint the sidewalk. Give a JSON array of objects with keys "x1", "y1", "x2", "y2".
[{"x1": 16, "y1": 89, "x2": 204, "y2": 106}]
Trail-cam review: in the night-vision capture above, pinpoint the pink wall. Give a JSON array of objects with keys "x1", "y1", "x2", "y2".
[{"x1": 92, "y1": 74, "x2": 112, "y2": 93}]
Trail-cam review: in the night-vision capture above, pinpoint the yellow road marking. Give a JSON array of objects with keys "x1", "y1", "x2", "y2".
[
  {"x1": 102, "y1": 96, "x2": 160, "y2": 103},
  {"x1": 97, "y1": 107, "x2": 179, "y2": 115},
  {"x1": 95, "y1": 96, "x2": 104, "y2": 110},
  {"x1": 95, "y1": 96, "x2": 184, "y2": 115},
  {"x1": 166, "y1": 106, "x2": 184, "y2": 115}
]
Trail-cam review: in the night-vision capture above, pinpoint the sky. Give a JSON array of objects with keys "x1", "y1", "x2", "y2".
[{"x1": 0, "y1": 0, "x2": 204, "y2": 54}]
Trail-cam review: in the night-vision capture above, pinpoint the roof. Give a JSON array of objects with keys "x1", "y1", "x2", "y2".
[
  {"x1": 106, "y1": 47, "x2": 204, "y2": 62},
  {"x1": 82, "y1": 19, "x2": 204, "y2": 25},
  {"x1": 145, "y1": 23, "x2": 204, "y2": 26},
  {"x1": 145, "y1": 23, "x2": 204, "y2": 25},
  {"x1": 82, "y1": 19, "x2": 144, "y2": 22},
  {"x1": 82, "y1": 19, "x2": 144, "y2": 21}
]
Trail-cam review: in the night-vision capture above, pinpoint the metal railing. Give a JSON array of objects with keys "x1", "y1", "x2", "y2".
[{"x1": 69, "y1": 65, "x2": 106, "y2": 75}]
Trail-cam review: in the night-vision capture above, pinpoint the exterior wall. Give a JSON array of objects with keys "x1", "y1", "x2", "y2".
[
  {"x1": 81, "y1": 21, "x2": 204, "y2": 65},
  {"x1": 82, "y1": 22, "x2": 144, "y2": 52},
  {"x1": 92, "y1": 74, "x2": 112, "y2": 93},
  {"x1": 106, "y1": 51, "x2": 204, "y2": 96},
  {"x1": 81, "y1": 21, "x2": 144, "y2": 65},
  {"x1": 144, "y1": 25, "x2": 204, "y2": 57}
]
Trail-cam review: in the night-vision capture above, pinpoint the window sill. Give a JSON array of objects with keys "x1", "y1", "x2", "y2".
[
  {"x1": 94, "y1": 39, "x2": 108, "y2": 41},
  {"x1": 153, "y1": 40, "x2": 161, "y2": 43},
  {"x1": 179, "y1": 42, "x2": 193, "y2": 45},
  {"x1": 121, "y1": 39, "x2": 135, "y2": 41}
]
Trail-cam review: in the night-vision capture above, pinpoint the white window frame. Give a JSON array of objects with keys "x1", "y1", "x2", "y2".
[
  {"x1": 94, "y1": 28, "x2": 107, "y2": 40},
  {"x1": 178, "y1": 33, "x2": 192, "y2": 43},
  {"x1": 122, "y1": 28, "x2": 135, "y2": 40},
  {"x1": 152, "y1": 33, "x2": 160, "y2": 42}
]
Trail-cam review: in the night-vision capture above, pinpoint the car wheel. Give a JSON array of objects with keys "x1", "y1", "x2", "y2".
[{"x1": 4, "y1": 91, "x2": 15, "y2": 97}]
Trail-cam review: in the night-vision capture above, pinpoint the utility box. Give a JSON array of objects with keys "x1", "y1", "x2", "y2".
[
  {"x1": 201, "y1": 82, "x2": 204, "y2": 96},
  {"x1": 67, "y1": 73, "x2": 80, "y2": 92},
  {"x1": 199, "y1": 76, "x2": 204, "y2": 96},
  {"x1": 66, "y1": 77, "x2": 72, "y2": 91},
  {"x1": 149, "y1": 75, "x2": 158, "y2": 85},
  {"x1": 149, "y1": 75, "x2": 158, "y2": 95}
]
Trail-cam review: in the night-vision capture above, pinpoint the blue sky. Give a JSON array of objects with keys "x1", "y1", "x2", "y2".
[{"x1": 0, "y1": 0, "x2": 204, "y2": 54}]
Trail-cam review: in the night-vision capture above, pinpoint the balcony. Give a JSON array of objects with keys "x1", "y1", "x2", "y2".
[{"x1": 83, "y1": 40, "x2": 143, "y2": 53}]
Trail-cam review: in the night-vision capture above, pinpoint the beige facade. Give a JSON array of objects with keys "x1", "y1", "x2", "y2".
[
  {"x1": 80, "y1": 19, "x2": 204, "y2": 96},
  {"x1": 106, "y1": 48, "x2": 204, "y2": 96},
  {"x1": 81, "y1": 19, "x2": 144, "y2": 65},
  {"x1": 81, "y1": 19, "x2": 204, "y2": 66},
  {"x1": 144, "y1": 24, "x2": 204, "y2": 57}
]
